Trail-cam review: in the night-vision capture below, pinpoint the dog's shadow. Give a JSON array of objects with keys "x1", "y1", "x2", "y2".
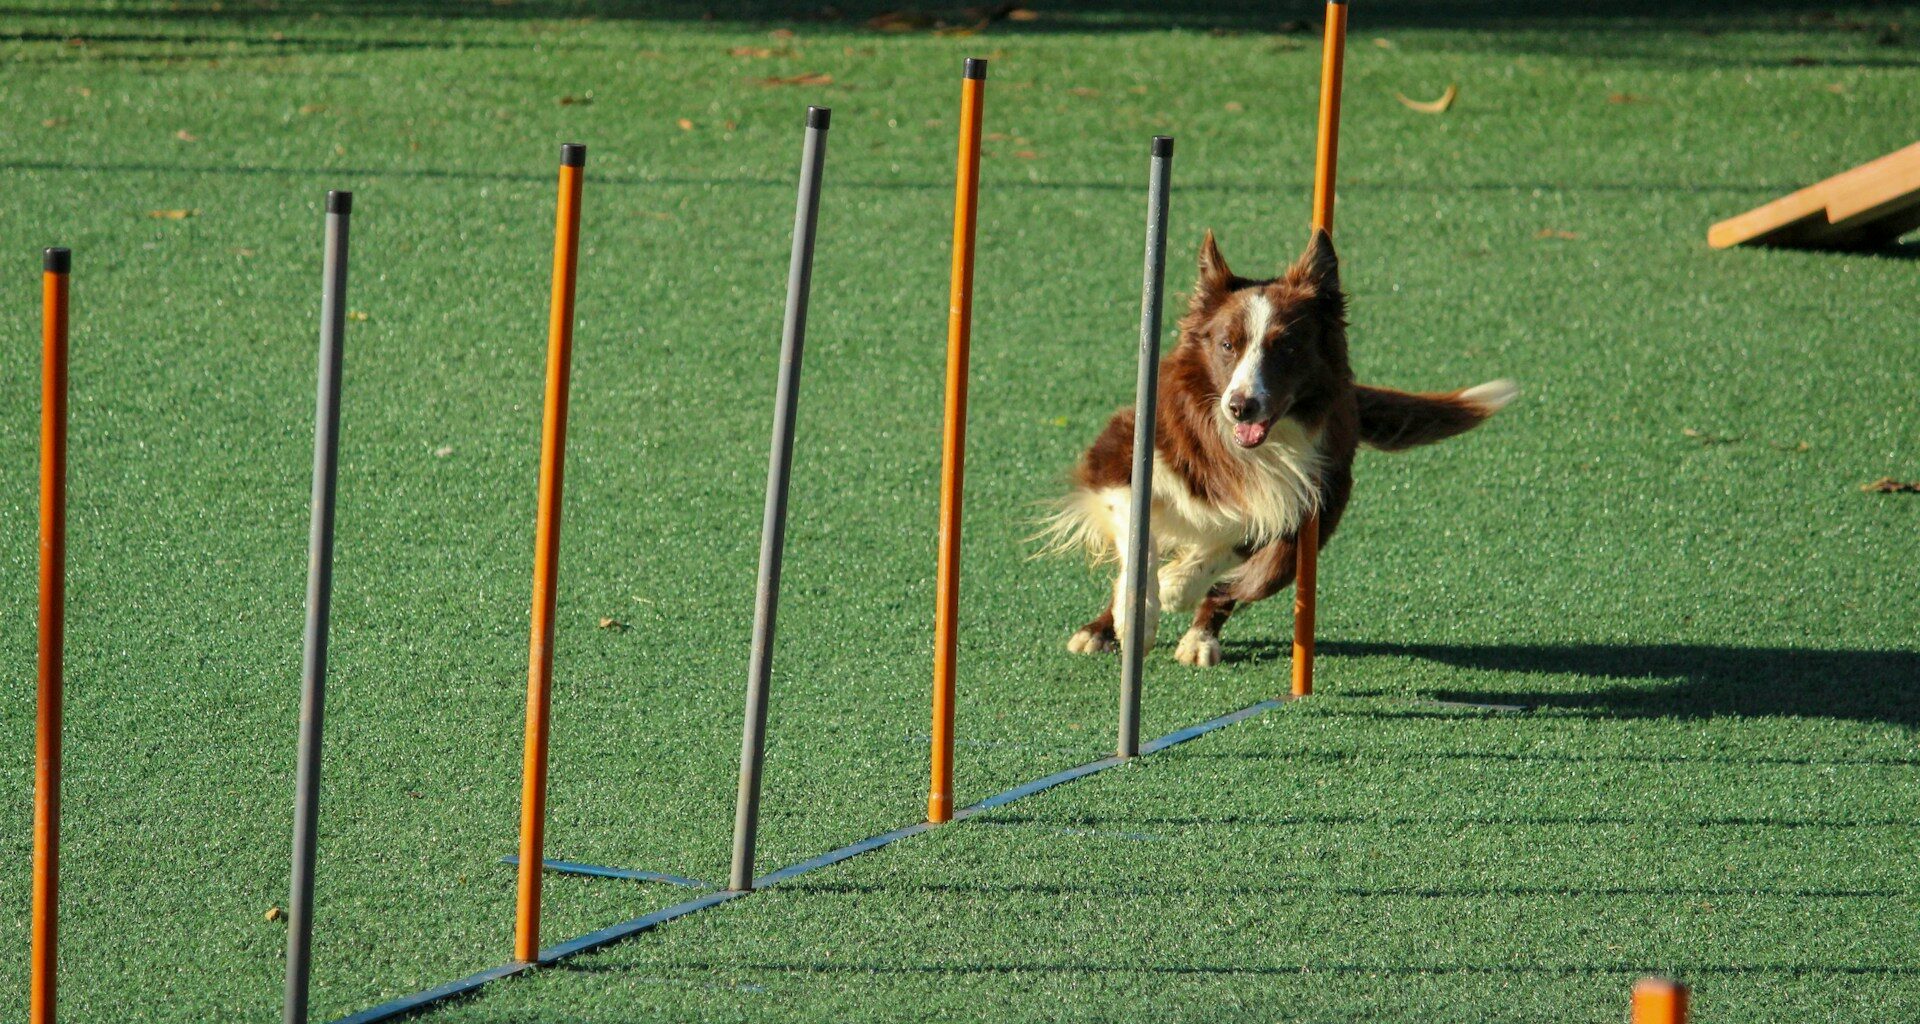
[{"x1": 1225, "y1": 638, "x2": 1920, "y2": 729}]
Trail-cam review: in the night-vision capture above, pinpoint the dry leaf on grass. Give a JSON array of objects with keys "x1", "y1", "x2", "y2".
[
  {"x1": 598, "y1": 616, "x2": 631, "y2": 631},
  {"x1": 1372, "y1": 36, "x2": 1395, "y2": 48},
  {"x1": 1536, "y1": 228, "x2": 1580, "y2": 240},
  {"x1": 147, "y1": 209, "x2": 198, "y2": 220},
  {"x1": 1068, "y1": 86, "x2": 1100, "y2": 97},
  {"x1": 432, "y1": 445, "x2": 453, "y2": 458},
  {"x1": 1223, "y1": 100, "x2": 1245, "y2": 112},
  {"x1": 174, "y1": 129, "x2": 199, "y2": 141},
  {"x1": 1395, "y1": 83, "x2": 1458, "y2": 114},
  {"x1": 676, "y1": 117, "x2": 695, "y2": 130},
  {"x1": 730, "y1": 45, "x2": 779, "y2": 57},
  {"x1": 558, "y1": 94, "x2": 593, "y2": 106},
  {"x1": 265, "y1": 907, "x2": 283, "y2": 922},
  {"x1": 1006, "y1": 6, "x2": 1039, "y2": 20},
  {"x1": 1823, "y1": 82, "x2": 1847, "y2": 94},
  {"x1": 935, "y1": 20, "x2": 988, "y2": 36},
  {"x1": 1607, "y1": 92, "x2": 1645, "y2": 104},
  {"x1": 759, "y1": 72, "x2": 833, "y2": 86},
  {"x1": 298, "y1": 103, "x2": 327, "y2": 114},
  {"x1": 1861, "y1": 477, "x2": 1920, "y2": 493},
  {"x1": 1012, "y1": 149, "x2": 1039, "y2": 159},
  {"x1": 868, "y1": 10, "x2": 932, "y2": 32},
  {"x1": 1681, "y1": 427, "x2": 1739, "y2": 446},
  {"x1": 347, "y1": 310, "x2": 370, "y2": 322},
  {"x1": 41, "y1": 118, "x2": 64, "y2": 128}
]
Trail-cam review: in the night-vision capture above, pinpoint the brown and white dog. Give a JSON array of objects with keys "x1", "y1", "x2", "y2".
[{"x1": 1040, "y1": 229, "x2": 1515, "y2": 667}]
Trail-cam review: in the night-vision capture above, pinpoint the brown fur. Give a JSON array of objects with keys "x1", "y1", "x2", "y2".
[{"x1": 1052, "y1": 229, "x2": 1513, "y2": 664}]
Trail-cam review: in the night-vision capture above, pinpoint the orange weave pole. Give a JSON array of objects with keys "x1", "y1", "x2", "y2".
[
  {"x1": 33, "y1": 248, "x2": 70, "y2": 1024},
  {"x1": 929, "y1": 57, "x2": 987, "y2": 825},
  {"x1": 1292, "y1": 0, "x2": 1347, "y2": 699},
  {"x1": 515, "y1": 143, "x2": 585, "y2": 963},
  {"x1": 1632, "y1": 978, "x2": 1690, "y2": 1024}
]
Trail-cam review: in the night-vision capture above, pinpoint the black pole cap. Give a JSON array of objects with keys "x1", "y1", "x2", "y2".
[
  {"x1": 963, "y1": 57, "x2": 987, "y2": 80},
  {"x1": 1151, "y1": 135, "x2": 1174, "y2": 158},
  {"x1": 560, "y1": 142, "x2": 587, "y2": 167},
  {"x1": 44, "y1": 247, "x2": 71, "y2": 274},
  {"x1": 326, "y1": 190, "x2": 353, "y2": 214},
  {"x1": 807, "y1": 105, "x2": 831, "y2": 130}
]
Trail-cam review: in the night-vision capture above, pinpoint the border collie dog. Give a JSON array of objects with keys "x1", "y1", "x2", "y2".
[{"x1": 1041, "y1": 229, "x2": 1515, "y2": 667}]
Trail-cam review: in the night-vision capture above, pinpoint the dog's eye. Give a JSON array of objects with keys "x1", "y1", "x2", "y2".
[{"x1": 1219, "y1": 336, "x2": 1236, "y2": 353}]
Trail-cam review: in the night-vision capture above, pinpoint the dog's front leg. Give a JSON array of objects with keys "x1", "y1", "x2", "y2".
[{"x1": 1109, "y1": 516, "x2": 1160, "y2": 653}]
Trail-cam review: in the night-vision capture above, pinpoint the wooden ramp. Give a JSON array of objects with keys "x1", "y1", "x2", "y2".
[{"x1": 1709, "y1": 142, "x2": 1920, "y2": 250}]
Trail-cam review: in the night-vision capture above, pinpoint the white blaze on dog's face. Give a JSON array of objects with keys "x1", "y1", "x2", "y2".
[
  {"x1": 1221, "y1": 293, "x2": 1278, "y2": 448},
  {"x1": 1185, "y1": 230, "x2": 1345, "y2": 450}
]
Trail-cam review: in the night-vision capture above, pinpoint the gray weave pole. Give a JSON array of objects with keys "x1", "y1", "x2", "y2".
[
  {"x1": 1118, "y1": 137, "x2": 1173, "y2": 758},
  {"x1": 730, "y1": 106, "x2": 830, "y2": 892},
  {"x1": 285, "y1": 189, "x2": 351, "y2": 1023}
]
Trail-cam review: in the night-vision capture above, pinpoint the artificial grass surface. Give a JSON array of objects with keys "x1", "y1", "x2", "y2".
[{"x1": 2, "y1": 1, "x2": 1917, "y2": 1021}]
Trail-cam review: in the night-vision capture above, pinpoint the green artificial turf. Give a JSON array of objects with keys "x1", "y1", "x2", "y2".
[{"x1": 2, "y1": 2, "x2": 1917, "y2": 1021}]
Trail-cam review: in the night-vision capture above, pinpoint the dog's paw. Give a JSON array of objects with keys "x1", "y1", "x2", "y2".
[
  {"x1": 1068, "y1": 627, "x2": 1117, "y2": 654},
  {"x1": 1175, "y1": 629, "x2": 1223, "y2": 667}
]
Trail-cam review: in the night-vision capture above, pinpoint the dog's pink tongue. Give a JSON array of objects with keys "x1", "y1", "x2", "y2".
[{"x1": 1233, "y1": 420, "x2": 1270, "y2": 447}]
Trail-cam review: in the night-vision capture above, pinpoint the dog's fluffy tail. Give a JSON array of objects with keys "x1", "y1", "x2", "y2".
[{"x1": 1355, "y1": 379, "x2": 1517, "y2": 452}]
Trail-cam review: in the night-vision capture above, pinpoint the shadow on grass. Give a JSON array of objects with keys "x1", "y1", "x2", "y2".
[
  {"x1": 547, "y1": 956, "x2": 1920, "y2": 978},
  {"x1": 1240, "y1": 640, "x2": 1920, "y2": 728},
  {"x1": 7, "y1": 0, "x2": 1916, "y2": 33}
]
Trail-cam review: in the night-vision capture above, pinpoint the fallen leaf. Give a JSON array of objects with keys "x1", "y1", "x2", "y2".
[
  {"x1": 770, "y1": 28, "x2": 796, "y2": 38},
  {"x1": 1223, "y1": 100, "x2": 1244, "y2": 112},
  {"x1": 1823, "y1": 82, "x2": 1847, "y2": 93},
  {"x1": 298, "y1": 103, "x2": 327, "y2": 114},
  {"x1": 432, "y1": 445, "x2": 453, "y2": 457},
  {"x1": 868, "y1": 10, "x2": 931, "y2": 32},
  {"x1": 174, "y1": 129, "x2": 199, "y2": 141},
  {"x1": 935, "y1": 19, "x2": 988, "y2": 36},
  {"x1": 1607, "y1": 92, "x2": 1644, "y2": 104},
  {"x1": 677, "y1": 117, "x2": 695, "y2": 130},
  {"x1": 1372, "y1": 36, "x2": 1395, "y2": 48},
  {"x1": 1535, "y1": 228, "x2": 1579, "y2": 239},
  {"x1": 758, "y1": 72, "x2": 833, "y2": 86},
  {"x1": 1681, "y1": 427, "x2": 1739, "y2": 446},
  {"x1": 74, "y1": 87, "x2": 93, "y2": 97},
  {"x1": 598, "y1": 616, "x2": 631, "y2": 631},
  {"x1": 147, "y1": 209, "x2": 198, "y2": 220},
  {"x1": 346, "y1": 310, "x2": 370, "y2": 321},
  {"x1": 233, "y1": 247, "x2": 257, "y2": 257},
  {"x1": 730, "y1": 46, "x2": 778, "y2": 57},
  {"x1": 265, "y1": 906, "x2": 283, "y2": 922},
  {"x1": 1395, "y1": 83, "x2": 1458, "y2": 114},
  {"x1": 1012, "y1": 149, "x2": 1038, "y2": 159},
  {"x1": 558, "y1": 94, "x2": 593, "y2": 106},
  {"x1": 985, "y1": 131, "x2": 1012, "y2": 141},
  {"x1": 1068, "y1": 87, "x2": 1101, "y2": 98},
  {"x1": 1006, "y1": 6, "x2": 1038, "y2": 20},
  {"x1": 41, "y1": 118, "x2": 64, "y2": 128},
  {"x1": 1861, "y1": 477, "x2": 1920, "y2": 493},
  {"x1": 1044, "y1": 415, "x2": 1069, "y2": 427}
]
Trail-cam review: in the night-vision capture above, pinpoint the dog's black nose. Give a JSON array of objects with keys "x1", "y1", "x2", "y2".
[{"x1": 1226, "y1": 392, "x2": 1259, "y2": 422}]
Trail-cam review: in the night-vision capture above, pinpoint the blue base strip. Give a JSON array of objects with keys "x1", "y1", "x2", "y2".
[
  {"x1": 500, "y1": 856, "x2": 711, "y2": 889},
  {"x1": 325, "y1": 696, "x2": 1287, "y2": 1024},
  {"x1": 330, "y1": 960, "x2": 531, "y2": 1024}
]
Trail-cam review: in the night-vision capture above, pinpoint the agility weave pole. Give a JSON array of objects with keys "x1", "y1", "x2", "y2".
[
  {"x1": 328, "y1": 696, "x2": 1288, "y2": 1023},
  {"x1": 929, "y1": 56, "x2": 987, "y2": 824},
  {"x1": 1117, "y1": 136, "x2": 1174, "y2": 758},
  {"x1": 1290, "y1": 0, "x2": 1348, "y2": 699},
  {"x1": 285, "y1": 190, "x2": 353, "y2": 1024},
  {"x1": 32, "y1": 246, "x2": 71, "y2": 1024},
  {"x1": 731, "y1": 105, "x2": 832, "y2": 892},
  {"x1": 514, "y1": 141, "x2": 587, "y2": 963},
  {"x1": 1633, "y1": 978, "x2": 1689, "y2": 1024}
]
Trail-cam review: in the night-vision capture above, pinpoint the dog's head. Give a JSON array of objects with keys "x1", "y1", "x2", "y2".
[{"x1": 1178, "y1": 229, "x2": 1350, "y2": 450}]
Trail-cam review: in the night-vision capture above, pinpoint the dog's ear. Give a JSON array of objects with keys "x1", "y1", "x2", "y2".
[
  {"x1": 1193, "y1": 229, "x2": 1234, "y2": 306},
  {"x1": 1286, "y1": 228, "x2": 1339, "y2": 293}
]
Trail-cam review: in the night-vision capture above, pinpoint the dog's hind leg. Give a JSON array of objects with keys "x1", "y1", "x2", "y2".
[{"x1": 1068, "y1": 606, "x2": 1117, "y2": 654}]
